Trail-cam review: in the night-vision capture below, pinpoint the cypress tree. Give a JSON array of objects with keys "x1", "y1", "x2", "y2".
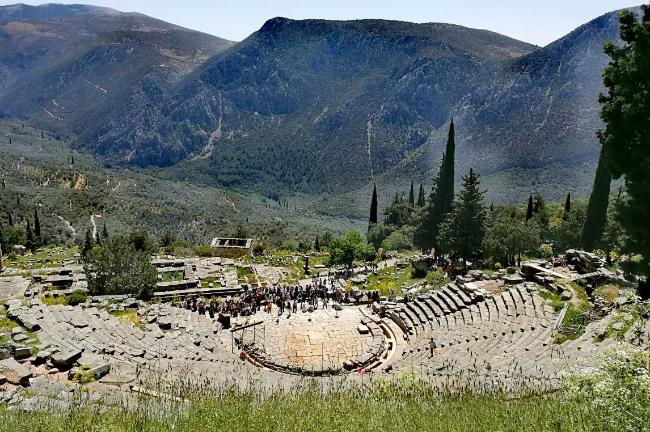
[
  {"x1": 414, "y1": 120, "x2": 456, "y2": 255},
  {"x1": 526, "y1": 195, "x2": 533, "y2": 221},
  {"x1": 82, "y1": 228, "x2": 94, "y2": 258},
  {"x1": 102, "y1": 223, "x2": 109, "y2": 240},
  {"x1": 314, "y1": 236, "x2": 320, "y2": 252},
  {"x1": 26, "y1": 219, "x2": 33, "y2": 251},
  {"x1": 408, "y1": 181, "x2": 415, "y2": 207},
  {"x1": 0, "y1": 221, "x2": 6, "y2": 254},
  {"x1": 417, "y1": 183, "x2": 425, "y2": 207},
  {"x1": 564, "y1": 193, "x2": 571, "y2": 220},
  {"x1": 582, "y1": 149, "x2": 611, "y2": 250},
  {"x1": 34, "y1": 207, "x2": 41, "y2": 239},
  {"x1": 439, "y1": 119, "x2": 456, "y2": 218},
  {"x1": 369, "y1": 183, "x2": 378, "y2": 226},
  {"x1": 8, "y1": 213, "x2": 13, "y2": 226}
]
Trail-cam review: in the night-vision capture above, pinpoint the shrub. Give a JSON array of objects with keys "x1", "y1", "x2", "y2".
[
  {"x1": 192, "y1": 245, "x2": 214, "y2": 257},
  {"x1": 538, "y1": 243, "x2": 553, "y2": 259},
  {"x1": 64, "y1": 290, "x2": 88, "y2": 306},
  {"x1": 281, "y1": 240, "x2": 299, "y2": 252},
  {"x1": 425, "y1": 270, "x2": 448, "y2": 290},
  {"x1": 252, "y1": 241, "x2": 267, "y2": 256},
  {"x1": 381, "y1": 226, "x2": 415, "y2": 252},
  {"x1": 565, "y1": 346, "x2": 650, "y2": 432}
]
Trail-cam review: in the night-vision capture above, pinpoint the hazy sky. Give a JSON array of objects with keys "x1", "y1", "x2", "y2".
[{"x1": 1, "y1": 0, "x2": 642, "y2": 45}]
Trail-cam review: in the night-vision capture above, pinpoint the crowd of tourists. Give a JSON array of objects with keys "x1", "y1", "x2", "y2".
[{"x1": 176, "y1": 276, "x2": 379, "y2": 318}]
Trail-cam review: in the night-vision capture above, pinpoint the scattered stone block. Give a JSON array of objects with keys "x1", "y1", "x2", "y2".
[
  {"x1": 158, "y1": 316, "x2": 172, "y2": 330},
  {"x1": 503, "y1": 274, "x2": 525, "y2": 285},
  {"x1": 13, "y1": 346, "x2": 31, "y2": 360},
  {"x1": 0, "y1": 358, "x2": 32, "y2": 386},
  {"x1": 12, "y1": 333, "x2": 29, "y2": 343},
  {"x1": 51, "y1": 349, "x2": 82, "y2": 368}
]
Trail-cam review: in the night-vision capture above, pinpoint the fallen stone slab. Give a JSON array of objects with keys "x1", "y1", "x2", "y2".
[
  {"x1": 13, "y1": 346, "x2": 31, "y2": 360},
  {"x1": 12, "y1": 333, "x2": 29, "y2": 343},
  {"x1": 158, "y1": 316, "x2": 172, "y2": 330},
  {"x1": 19, "y1": 318, "x2": 41, "y2": 332},
  {"x1": 0, "y1": 358, "x2": 32, "y2": 386},
  {"x1": 51, "y1": 349, "x2": 82, "y2": 368}
]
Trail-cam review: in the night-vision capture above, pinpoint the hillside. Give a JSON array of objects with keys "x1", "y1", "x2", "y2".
[
  {"x1": 83, "y1": 9, "x2": 636, "y2": 201},
  {"x1": 0, "y1": 119, "x2": 361, "y2": 246},
  {"x1": 92, "y1": 18, "x2": 536, "y2": 194},
  {"x1": 0, "y1": 3, "x2": 234, "y2": 150},
  {"x1": 389, "y1": 8, "x2": 639, "y2": 182},
  {"x1": 0, "y1": 4, "x2": 641, "y2": 212}
]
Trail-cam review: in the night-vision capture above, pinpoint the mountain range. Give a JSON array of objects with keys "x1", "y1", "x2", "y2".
[{"x1": 0, "y1": 4, "x2": 640, "y2": 219}]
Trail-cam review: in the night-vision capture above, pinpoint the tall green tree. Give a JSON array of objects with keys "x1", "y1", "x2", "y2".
[
  {"x1": 531, "y1": 192, "x2": 550, "y2": 237},
  {"x1": 84, "y1": 235, "x2": 157, "y2": 299},
  {"x1": 81, "y1": 228, "x2": 94, "y2": 258},
  {"x1": 526, "y1": 195, "x2": 534, "y2": 221},
  {"x1": 0, "y1": 222, "x2": 6, "y2": 255},
  {"x1": 554, "y1": 206, "x2": 587, "y2": 254},
  {"x1": 564, "y1": 193, "x2": 572, "y2": 220},
  {"x1": 597, "y1": 6, "x2": 650, "y2": 292},
  {"x1": 439, "y1": 119, "x2": 456, "y2": 218},
  {"x1": 417, "y1": 183, "x2": 425, "y2": 207},
  {"x1": 438, "y1": 168, "x2": 487, "y2": 270},
  {"x1": 583, "y1": 144, "x2": 612, "y2": 251},
  {"x1": 33, "y1": 207, "x2": 41, "y2": 240},
  {"x1": 408, "y1": 181, "x2": 415, "y2": 207},
  {"x1": 414, "y1": 119, "x2": 456, "y2": 254},
  {"x1": 25, "y1": 219, "x2": 34, "y2": 251},
  {"x1": 384, "y1": 193, "x2": 413, "y2": 228},
  {"x1": 483, "y1": 215, "x2": 541, "y2": 267},
  {"x1": 369, "y1": 183, "x2": 378, "y2": 227},
  {"x1": 328, "y1": 231, "x2": 375, "y2": 270}
]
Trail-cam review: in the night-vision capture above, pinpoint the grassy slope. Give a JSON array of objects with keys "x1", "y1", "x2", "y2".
[{"x1": 0, "y1": 387, "x2": 644, "y2": 432}]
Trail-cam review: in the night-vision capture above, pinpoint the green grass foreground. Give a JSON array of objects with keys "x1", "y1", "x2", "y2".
[{"x1": 0, "y1": 387, "x2": 644, "y2": 432}]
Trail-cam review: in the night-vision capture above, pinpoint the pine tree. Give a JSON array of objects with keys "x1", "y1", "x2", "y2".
[
  {"x1": 408, "y1": 181, "x2": 415, "y2": 207},
  {"x1": 102, "y1": 223, "x2": 109, "y2": 240},
  {"x1": 314, "y1": 236, "x2": 320, "y2": 252},
  {"x1": 438, "y1": 168, "x2": 487, "y2": 271},
  {"x1": 8, "y1": 213, "x2": 13, "y2": 226},
  {"x1": 526, "y1": 195, "x2": 533, "y2": 221},
  {"x1": 597, "y1": 6, "x2": 650, "y2": 295},
  {"x1": 582, "y1": 148, "x2": 612, "y2": 250},
  {"x1": 417, "y1": 183, "x2": 425, "y2": 207},
  {"x1": 564, "y1": 193, "x2": 571, "y2": 220},
  {"x1": 369, "y1": 183, "x2": 378, "y2": 227}
]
